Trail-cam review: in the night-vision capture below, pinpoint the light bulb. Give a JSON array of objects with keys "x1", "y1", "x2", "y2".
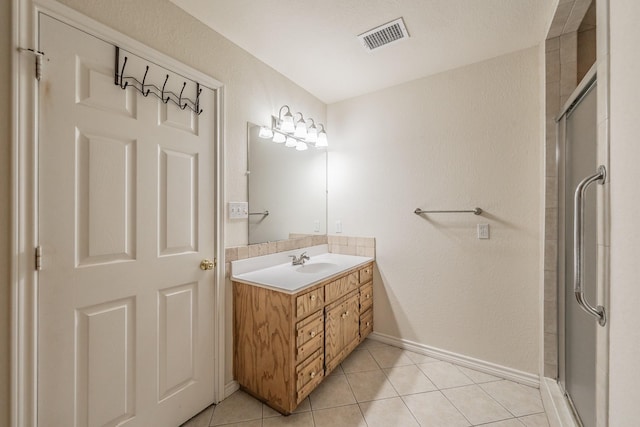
[
  {"x1": 259, "y1": 127, "x2": 274, "y2": 138},
  {"x1": 296, "y1": 141, "x2": 308, "y2": 151},
  {"x1": 316, "y1": 131, "x2": 328, "y2": 147},
  {"x1": 285, "y1": 137, "x2": 297, "y2": 147},
  {"x1": 294, "y1": 118, "x2": 307, "y2": 138},
  {"x1": 281, "y1": 112, "x2": 295, "y2": 133},
  {"x1": 272, "y1": 132, "x2": 286, "y2": 143},
  {"x1": 306, "y1": 124, "x2": 318, "y2": 143}
]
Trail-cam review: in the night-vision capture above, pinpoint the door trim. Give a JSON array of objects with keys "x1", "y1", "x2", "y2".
[{"x1": 11, "y1": 1, "x2": 227, "y2": 425}]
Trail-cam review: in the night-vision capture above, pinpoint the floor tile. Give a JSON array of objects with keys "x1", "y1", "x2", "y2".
[
  {"x1": 442, "y1": 385, "x2": 512, "y2": 425},
  {"x1": 402, "y1": 391, "x2": 470, "y2": 427},
  {"x1": 405, "y1": 350, "x2": 439, "y2": 364},
  {"x1": 368, "y1": 345, "x2": 414, "y2": 368},
  {"x1": 210, "y1": 420, "x2": 263, "y2": 427},
  {"x1": 480, "y1": 381, "x2": 544, "y2": 417},
  {"x1": 383, "y1": 365, "x2": 437, "y2": 395},
  {"x1": 417, "y1": 361, "x2": 474, "y2": 389},
  {"x1": 329, "y1": 364, "x2": 344, "y2": 376},
  {"x1": 210, "y1": 391, "x2": 263, "y2": 426},
  {"x1": 312, "y1": 404, "x2": 367, "y2": 427},
  {"x1": 359, "y1": 397, "x2": 420, "y2": 427},
  {"x1": 358, "y1": 338, "x2": 388, "y2": 350},
  {"x1": 262, "y1": 398, "x2": 310, "y2": 418},
  {"x1": 346, "y1": 369, "x2": 398, "y2": 402},
  {"x1": 262, "y1": 412, "x2": 313, "y2": 427},
  {"x1": 179, "y1": 405, "x2": 213, "y2": 427},
  {"x1": 308, "y1": 372, "x2": 356, "y2": 410},
  {"x1": 341, "y1": 349, "x2": 380, "y2": 373},
  {"x1": 519, "y1": 412, "x2": 550, "y2": 427},
  {"x1": 479, "y1": 419, "x2": 524, "y2": 427},
  {"x1": 456, "y1": 366, "x2": 502, "y2": 384}
]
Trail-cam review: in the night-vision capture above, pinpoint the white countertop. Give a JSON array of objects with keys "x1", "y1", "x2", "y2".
[{"x1": 231, "y1": 245, "x2": 373, "y2": 294}]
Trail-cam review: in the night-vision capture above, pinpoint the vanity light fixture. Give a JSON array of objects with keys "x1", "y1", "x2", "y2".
[{"x1": 258, "y1": 105, "x2": 329, "y2": 149}]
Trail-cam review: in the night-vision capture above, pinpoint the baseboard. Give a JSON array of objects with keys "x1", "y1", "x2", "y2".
[
  {"x1": 540, "y1": 377, "x2": 578, "y2": 427},
  {"x1": 368, "y1": 331, "x2": 540, "y2": 388},
  {"x1": 224, "y1": 380, "x2": 240, "y2": 399}
]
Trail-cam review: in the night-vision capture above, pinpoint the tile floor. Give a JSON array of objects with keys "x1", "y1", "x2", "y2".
[{"x1": 182, "y1": 339, "x2": 550, "y2": 427}]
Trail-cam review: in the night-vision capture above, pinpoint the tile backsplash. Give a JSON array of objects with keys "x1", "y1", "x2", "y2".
[{"x1": 225, "y1": 234, "x2": 375, "y2": 278}]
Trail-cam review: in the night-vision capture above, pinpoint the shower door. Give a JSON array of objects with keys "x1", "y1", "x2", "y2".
[{"x1": 558, "y1": 77, "x2": 598, "y2": 427}]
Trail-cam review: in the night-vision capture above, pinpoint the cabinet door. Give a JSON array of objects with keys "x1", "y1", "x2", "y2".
[
  {"x1": 324, "y1": 302, "x2": 343, "y2": 372},
  {"x1": 342, "y1": 294, "x2": 360, "y2": 353}
]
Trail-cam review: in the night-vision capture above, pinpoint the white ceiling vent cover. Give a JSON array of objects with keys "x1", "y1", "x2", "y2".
[{"x1": 358, "y1": 18, "x2": 409, "y2": 51}]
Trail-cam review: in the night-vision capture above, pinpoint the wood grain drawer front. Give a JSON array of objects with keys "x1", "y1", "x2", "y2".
[
  {"x1": 296, "y1": 288, "x2": 324, "y2": 319},
  {"x1": 296, "y1": 330, "x2": 323, "y2": 363},
  {"x1": 359, "y1": 264, "x2": 373, "y2": 284},
  {"x1": 360, "y1": 282, "x2": 373, "y2": 313},
  {"x1": 325, "y1": 273, "x2": 358, "y2": 303},
  {"x1": 296, "y1": 352, "x2": 324, "y2": 403},
  {"x1": 296, "y1": 313, "x2": 324, "y2": 348},
  {"x1": 360, "y1": 308, "x2": 373, "y2": 338}
]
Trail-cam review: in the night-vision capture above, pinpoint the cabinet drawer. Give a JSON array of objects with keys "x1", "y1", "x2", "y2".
[
  {"x1": 325, "y1": 273, "x2": 358, "y2": 303},
  {"x1": 360, "y1": 308, "x2": 373, "y2": 338},
  {"x1": 360, "y1": 282, "x2": 373, "y2": 313},
  {"x1": 296, "y1": 312, "x2": 324, "y2": 348},
  {"x1": 296, "y1": 288, "x2": 324, "y2": 319},
  {"x1": 296, "y1": 330, "x2": 323, "y2": 363},
  {"x1": 296, "y1": 351, "x2": 324, "y2": 403},
  {"x1": 359, "y1": 264, "x2": 373, "y2": 284}
]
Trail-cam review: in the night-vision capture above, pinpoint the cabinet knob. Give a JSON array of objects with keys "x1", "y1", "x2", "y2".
[
  {"x1": 366, "y1": 294, "x2": 371, "y2": 299},
  {"x1": 366, "y1": 321, "x2": 371, "y2": 326},
  {"x1": 310, "y1": 294, "x2": 316, "y2": 301},
  {"x1": 310, "y1": 371, "x2": 316, "y2": 379},
  {"x1": 310, "y1": 330, "x2": 316, "y2": 338}
]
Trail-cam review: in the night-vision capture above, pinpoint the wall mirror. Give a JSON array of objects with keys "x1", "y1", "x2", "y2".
[{"x1": 247, "y1": 123, "x2": 327, "y2": 244}]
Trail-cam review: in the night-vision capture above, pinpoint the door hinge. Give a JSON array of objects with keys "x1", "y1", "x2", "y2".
[
  {"x1": 18, "y1": 48, "x2": 45, "y2": 81},
  {"x1": 214, "y1": 257, "x2": 217, "y2": 268},
  {"x1": 35, "y1": 246, "x2": 43, "y2": 271}
]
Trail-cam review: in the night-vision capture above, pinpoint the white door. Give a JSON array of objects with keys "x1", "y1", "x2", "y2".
[{"x1": 38, "y1": 14, "x2": 217, "y2": 427}]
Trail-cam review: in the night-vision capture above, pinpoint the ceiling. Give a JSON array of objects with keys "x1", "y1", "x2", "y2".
[{"x1": 170, "y1": 0, "x2": 556, "y2": 104}]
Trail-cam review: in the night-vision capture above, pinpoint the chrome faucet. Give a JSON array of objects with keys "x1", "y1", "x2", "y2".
[{"x1": 289, "y1": 251, "x2": 310, "y2": 266}]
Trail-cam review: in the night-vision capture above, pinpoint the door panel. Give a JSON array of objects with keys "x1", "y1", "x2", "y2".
[
  {"x1": 38, "y1": 14, "x2": 217, "y2": 427},
  {"x1": 561, "y1": 82, "x2": 597, "y2": 427}
]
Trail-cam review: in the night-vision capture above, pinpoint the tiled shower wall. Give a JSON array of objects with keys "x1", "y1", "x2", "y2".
[{"x1": 544, "y1": 0, "x2": 593, "y2": 379}]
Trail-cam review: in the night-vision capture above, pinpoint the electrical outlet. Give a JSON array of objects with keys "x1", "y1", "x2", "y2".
[
  {"x1": 336, "y1": 220, "x2": 342, "y2": 233},
  {"x1": 314, "y1": 220, "x2": 320, "y2": 232},
  {"x1": 228, "y1": 202, "x2": 248, "y2": 219},
  {"x1": 477, "y1": 224, "x2": 490, "y2": 239}
]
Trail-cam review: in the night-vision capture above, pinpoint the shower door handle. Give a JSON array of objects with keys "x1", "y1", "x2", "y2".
[{"x1": 573, "y1": 165, "x2": 607, "y2": 326}]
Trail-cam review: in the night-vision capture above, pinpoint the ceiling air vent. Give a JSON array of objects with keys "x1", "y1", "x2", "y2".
[{"x1": 357, "y1": 18, "x2": 409, "y2": 51}]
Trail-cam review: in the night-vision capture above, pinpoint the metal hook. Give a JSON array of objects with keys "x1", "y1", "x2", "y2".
[
  {"x1": 119, "y1": 56, "x2": 129, "y2": 89},
  {"x1": 178, "y1": 82, "x2": 186, "y2": 108},
  {"x1": 161, "y1": 74, "x2": 170, "y2": 103},
  {"x1": 141, "y1": 66, "x2": 150, "y2": 96}
]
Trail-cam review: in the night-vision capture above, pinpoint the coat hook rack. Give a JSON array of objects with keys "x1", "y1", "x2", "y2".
[{"x1": 114, "y1": 46, "x2": 203, "y2": 115}]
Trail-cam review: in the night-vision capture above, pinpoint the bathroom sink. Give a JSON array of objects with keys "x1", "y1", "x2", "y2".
[{"x1": 295, "y1": 262, "x2": 338, "y2": 274}]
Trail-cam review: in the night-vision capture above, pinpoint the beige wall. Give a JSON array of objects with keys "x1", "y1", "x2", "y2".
[
  {"x1": 328, "y1": 47, "x2": 542, "y2": 374},
  {"x1": 608, "y1": 0, "x2": 640, "y2": 423},
  {"x1": 1, "y1": 0, "x2": 12, "y2": 424}
]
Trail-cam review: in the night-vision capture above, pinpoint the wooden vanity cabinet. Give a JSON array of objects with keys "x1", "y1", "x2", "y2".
[{"x1": 233, "y1": 261, "x2": 374, "y2": 415}]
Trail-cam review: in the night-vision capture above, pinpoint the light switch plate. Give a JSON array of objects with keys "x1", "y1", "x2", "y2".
[
  {"x1": 228, "y1": 202, "x2": 248, "y2": 219},
  {"x1": 477, "y1": 223, "x2": 490, "y2": 239}
]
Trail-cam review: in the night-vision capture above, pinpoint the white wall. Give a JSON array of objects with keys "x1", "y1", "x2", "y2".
[
  {"x1": 608, "y1": 0, "x2": 640, "y2": 423},
  {"x1": 328, "y1": 47, "x2": 542, "y2": 374},
  {"x1": 1, "y1": 0, "x2": 12, "y2": 424}
]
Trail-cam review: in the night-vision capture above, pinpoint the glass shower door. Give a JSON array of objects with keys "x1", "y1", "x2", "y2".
[{"x1": 559, "y1": 79, "x2": 598, "y2": 427}]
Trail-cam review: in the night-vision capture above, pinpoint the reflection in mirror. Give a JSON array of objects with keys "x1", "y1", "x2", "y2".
[{"x1": 247, "y1": 123, "x2": 327, "y2": 244}]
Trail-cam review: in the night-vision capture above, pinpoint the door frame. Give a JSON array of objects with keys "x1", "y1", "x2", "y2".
[{"x1": 10, "y1": 1, "x2": 227, "y2": 425}]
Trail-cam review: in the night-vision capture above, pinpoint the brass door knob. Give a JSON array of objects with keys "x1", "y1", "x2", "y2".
[{"x1": 200, "y1": 259, "x2": 215, "y2": 270}]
